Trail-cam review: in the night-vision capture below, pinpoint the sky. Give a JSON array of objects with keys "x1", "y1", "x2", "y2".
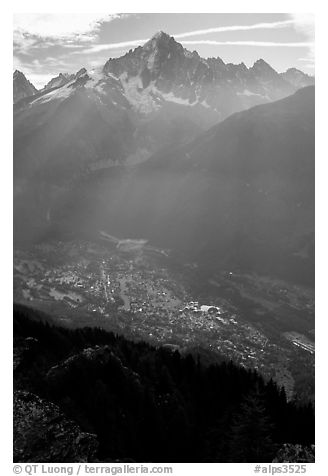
[{"x1": 13, "y1": 13, "x2": 315, "y2": 89}]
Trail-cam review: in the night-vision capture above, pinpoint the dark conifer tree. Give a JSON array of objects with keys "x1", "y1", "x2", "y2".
[{"x1": 229, "y1": 386, "x2": 276, "y2": 462}]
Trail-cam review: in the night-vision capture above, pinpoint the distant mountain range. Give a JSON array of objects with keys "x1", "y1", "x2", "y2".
[
  {"x1": 14, "y1": 31, "x2": 314, "y2": 111},
  {"x1": 14, "y1": 31, "x2": 314, "y2": 174}
]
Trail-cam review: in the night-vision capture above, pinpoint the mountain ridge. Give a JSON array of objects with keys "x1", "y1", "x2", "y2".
[
  {"x1": 14, "y1": 31, "x2": 314, "y2": 115},
  {"x1": 13, "y1": 31, "x2": 314, "y2": 183}
]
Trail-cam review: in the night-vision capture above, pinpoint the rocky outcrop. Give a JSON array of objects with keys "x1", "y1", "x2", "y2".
[
  {"x1": 14, "y1": 390, "x2": 98, "y2": 462},
  {"x1": 46, "y1": 345, "x2": 141, "y2": 388}
]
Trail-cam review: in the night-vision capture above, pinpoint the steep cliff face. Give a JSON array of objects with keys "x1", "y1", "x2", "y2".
[{"x1": 14, "y1": 390, "x2": 98, "y2": 462}]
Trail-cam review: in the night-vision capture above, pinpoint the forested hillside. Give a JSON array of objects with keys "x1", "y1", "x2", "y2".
[{"x1": 14, "y1": 304, "x2": 314, "y2": 463}]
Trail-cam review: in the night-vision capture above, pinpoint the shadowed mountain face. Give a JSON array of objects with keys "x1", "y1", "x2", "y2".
[{"x1": 15, "y1": 86, "x2": 314, "y2": 286}]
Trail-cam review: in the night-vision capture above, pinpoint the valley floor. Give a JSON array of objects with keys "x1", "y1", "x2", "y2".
[{"x1": 13, "y1": 238, "x2": 314, "y2": 402}]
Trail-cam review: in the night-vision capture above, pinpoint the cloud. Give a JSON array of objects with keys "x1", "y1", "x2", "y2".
[
  {"x1": 76, "y1": 19, "x2": 312, "y2": 55},
  {"x1": 77, "y1": 39, "x2": 148, "y2": 54},
  {"x1": 174, "y1": 20, "x2": 296, "y2": 39},
  {"x1": 13, "y1": 56, "x2": 54, "y2": 88},
  {"x1": 289, "y1": 13, "x2": 315, "y2": 39},
  {"x1": 14, "y1": 15, "x2": 315, "y2": 80},
  {"x1": 27, "y1": 74, "x2": 56, "y2": 90},
  {"x1": 181, "y1": 40, "x2": 313, "y2": 47},
  {"x1": 13, "y1": 13, "x2": 122, "y2": 41},
  {"x1": 13, "y1": 30, "x2": 85, "y2": 57},
  {"x1": 289, "y1": 13, "x2": 315, "y2": 63},
  {"x1": 78, "y1": 38, "x2": 313, "y2": 56},
  {"x1": 13, "y1": 14, "x2": 131, "y2": 58},
  {"x1": 13, "y1": 53, "x2": 78, "y2": 89}
]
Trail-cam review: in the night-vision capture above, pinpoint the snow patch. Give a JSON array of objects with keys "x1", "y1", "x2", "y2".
[
  {"x1": 84, "y1": 68, "x2": 105, "y2": 89},
  {"x1": 161, "y1": 92, "x2": 197, "y2": 106},
  {"x1": 105, "y1": 71, "x2": 120, "y2": 81},
  {"x1": 200, "y1": 100, "x2": 210, "y2": 108},
  {"x1": 237, "y1": 89, "x2": 270, "y2": 101},
  {"x1": 238, "y1": 89, "x2": 260, "y2": 97},
  {"x1": 31, "y1": 83, "x2": 74, "y2": 104},
  {"x1": 119, "y1": 74, "x2": 160, "y2": 114},
  {"x1": 147, "y1": 49, "x2": 158, "y2": 70}
]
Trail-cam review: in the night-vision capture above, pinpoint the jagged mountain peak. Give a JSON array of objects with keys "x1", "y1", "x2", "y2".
[
  {"x1": 284, "y1": 67, "x2": 313, "y2": 78},
  {"x1": 143, "y1": 31, "x2": 179, "y2": 49},
  {"x1": 14, "y1": 70, "x2": 37, "y2": 86},
  {"x1": 286, "y1": 67, "x2": 301, "y2": 73},
  {"x1": 13, "y1": 69, "x2": 35, "y2": 85},
  {"x1": 42, "y1": 72, "x2": 74, "y2": 91},
  {"x1": 280, "y1": 67, "x2": 315, "y2": 88},
  {"x1": 142, "y1": 31, "x2": 185, "y2": 60},
  {"x1": 252, "y1": 58, "x2": 276, "y2": 71},
  {"x1": 76, "y1": 67, "x2": 87, "y2": 77},
  {"x1": 150, "y1": 30, "x2": 172, "y2": 41},
  {"x1": 14, "y1": 69, "x2": 24, "y2": 78},
  {"x1": 103, "y1": 31, "x2": 195, "y2": 83},
  {"x1": 13, "y1": 70, "x2": 38, "y2": 103},
  {"x1": 253, "y1": 58, "x2": 270, "y2": 66},
  {"x1": 249, "y1": 59, "x2": 281, "y2": 82},
  {"x1": 41, "y1": 68, "x2": 90, "y2": 91}
]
